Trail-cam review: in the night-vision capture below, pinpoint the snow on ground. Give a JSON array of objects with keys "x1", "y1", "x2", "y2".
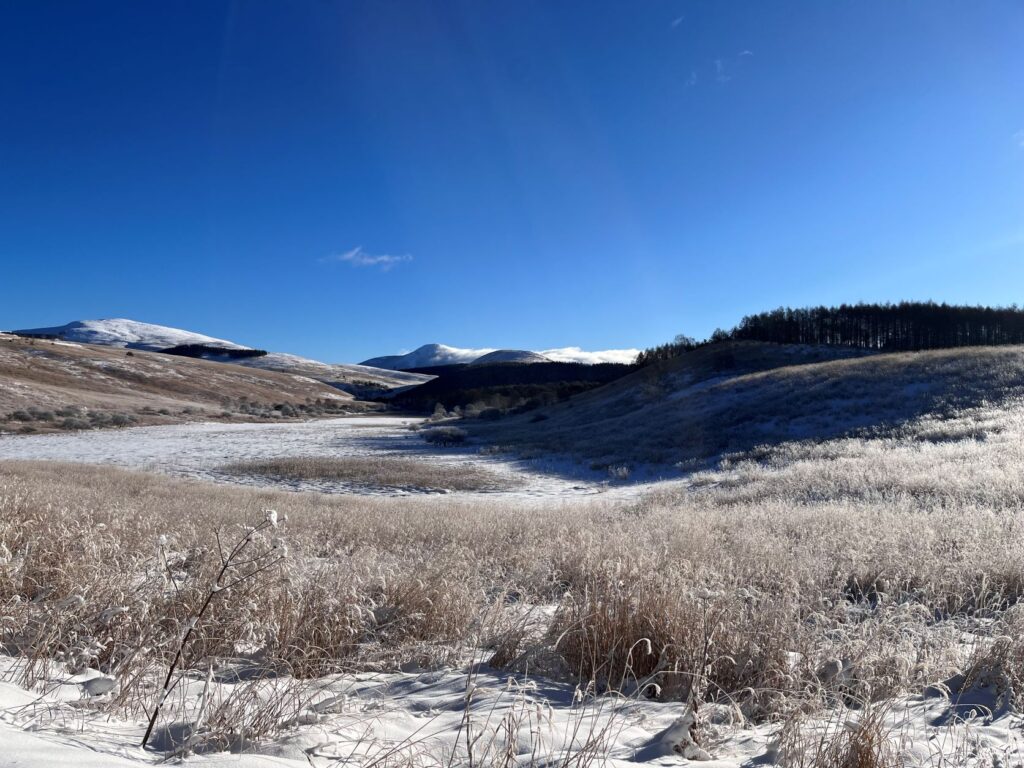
[
  {"x1": 0, "y1": 416, "x2": 672, "y2": 500},
  {"x1": 2, "y1": 653, "x2": 1023, "y2": 766}
]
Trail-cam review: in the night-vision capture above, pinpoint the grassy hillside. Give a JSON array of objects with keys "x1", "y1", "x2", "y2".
[
  {"x1": 0, "y1": 333, "x2": 364, "y2": 432},
  {"x1": 468, "y1": 340, "x2": 1024, "y2": 467},
  {"x1": 231, "y1": 352, "x2": 432, "y2": 399}
]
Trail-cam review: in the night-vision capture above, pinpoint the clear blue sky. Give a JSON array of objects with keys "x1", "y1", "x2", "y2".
[{"x1": 2, "y1": 1, "x2": 1023, "y2": 362}]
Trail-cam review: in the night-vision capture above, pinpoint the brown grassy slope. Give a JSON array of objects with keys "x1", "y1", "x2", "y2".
[
  {"x1": 0, "y1": 333, "x2": 364, "y2": 431},
  {"x1": 468, "y1": 341, "x2": 1024, "y2": 466}
]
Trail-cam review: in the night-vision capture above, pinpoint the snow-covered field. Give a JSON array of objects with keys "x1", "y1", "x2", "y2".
[
  {"x1": 6, "y1": 653, "x2": 1020, "y2": 767},
  {"x1": 0, "y1": 416, "x2": 658, "y2": 499}
]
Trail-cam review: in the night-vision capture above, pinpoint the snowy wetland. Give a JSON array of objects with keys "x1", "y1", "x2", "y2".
[
  {"x1": 0, "y1": 415, "x2": 648, "y2": 499},
  {"x1": 4, "y1": 402, "x2": 1024, "y2": 766}
]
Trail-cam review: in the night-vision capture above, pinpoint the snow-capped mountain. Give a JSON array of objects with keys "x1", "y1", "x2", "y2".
[
  {"x1": 361, "y1": 344, "x2": 496, "y2": 370},
  {"x1": 538, "y1": 346, "x2": 641, "y2": 365},
  {"x1": 12, "y1": 319, "x2": 247, "y2": 352},
  {"x1": 361, "y1": 343, "x2": 641, "y2": 369},
  {"x1": 469, "y1": 350, "x2": 552, "y2": 366}
]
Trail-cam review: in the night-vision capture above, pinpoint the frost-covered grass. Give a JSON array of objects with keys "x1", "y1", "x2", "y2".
[
  {"x1": 472, "y1": 342, "x2": 1024, "y2": 466},
  {"x1": 4, "y1": 399, "x2": 1024, "y2": 762},
  {"x1": 221, "y1": 455, "x2": 519, "y2": 492}
]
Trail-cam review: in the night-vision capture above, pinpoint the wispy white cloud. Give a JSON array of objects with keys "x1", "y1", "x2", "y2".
[
  {"x1": 714, "y1": 51, "x2": 753, "y2": 83},
  {"x1": 714, "y1": 58, "x2": 729, "y2": 82},
  {"x1": 671, "y1": 15, "x2": 685, "y2": 29},
  {"x1": 685, "y1": 70, "x2": 698, "y2": 88},
  {"x1": 322, "y1": 246, "x2": 413, "y2": 271},
  {"x1": 1015, "y1": 129, "x2": 1024, "y2": 148}
]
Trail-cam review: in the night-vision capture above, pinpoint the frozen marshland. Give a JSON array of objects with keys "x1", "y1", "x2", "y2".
[
  {"x1": 0, "y1": 415, "x2": 659, "y2": 500},
  {"x1": 4, "y1": 403, "x2": 1024, "y2": 766}
]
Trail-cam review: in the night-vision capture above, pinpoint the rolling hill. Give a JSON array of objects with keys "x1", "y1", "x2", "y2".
[
  {"x1": 194, "y1": 351, "x2": 431, "y2": 399},
  {"x1": 467, "y1": 341, "x2": 1024, "y2": 467},
  {"x1": 389, "y1": 360, "x2": 634, "y2": 412},
  {"x1": 0, "y1": 333, "x2": 360, "y2": 432}
]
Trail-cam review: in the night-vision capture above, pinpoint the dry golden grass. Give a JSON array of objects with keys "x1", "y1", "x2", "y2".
[
  {"x1": 0, "y1": 335, "x2": 362, "y2": 432},
  {"x1": 6, "y1": 347, "x2": 1024, "y2": 761},
  {"x1": 222, "y1": 455, "x2": 519, "y2": 492},
  {"x1": 4, "y1": 396, "x2": 1024, "y2": 761},
  {"x1": 4, "y1": 398, "x2": 1024, "y2": 721}
]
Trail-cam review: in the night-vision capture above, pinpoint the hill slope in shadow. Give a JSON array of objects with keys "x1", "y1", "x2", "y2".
[{"x1": 467, "y1": 341, "x2": 1024, "y2": 467}]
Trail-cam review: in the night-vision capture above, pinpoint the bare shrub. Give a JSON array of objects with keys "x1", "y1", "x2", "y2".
[
  {"x1": 960, "y1": 606, "x2": 1024, "y2": 711},
  {"x1": 422, "y1": 426, "x2": 468, "y2": 446},
  {"x1": 142, "y1": 511, "x2": 287, "y2": 748},
  {"x1": 774, "y1": 703, "x2": 901, "y2": 768},
  {"x1": 607, "y1": 464, "x2": 631, "y2": 480}
]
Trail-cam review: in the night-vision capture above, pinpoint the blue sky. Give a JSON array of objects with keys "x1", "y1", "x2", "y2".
[{"x1": 2, "y1": 1, "x2": 1023, "y2": 362}]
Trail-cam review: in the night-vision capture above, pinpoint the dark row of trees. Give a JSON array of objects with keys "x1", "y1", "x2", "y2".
[
  {"x1": 633, "y1": 331, "x2": 733, "y2": 367},
  {"x1": 634, "y1": 302, "x2": 1024, "y2": 366},
  {"x1": 160, "y1": 344, "x2": 268, "y2": 360},
  {"x1": 731, "y1": 302, "x2": 1024, "y2": 350},
  {"x1": 633, "y1": 335, "x2": 699, "y2": 366}
]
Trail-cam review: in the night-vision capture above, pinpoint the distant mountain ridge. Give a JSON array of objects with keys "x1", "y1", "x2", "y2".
[
  {"x1": 361, "y1": 343, "x2": 494, "y2": 370},
  {"x1": 10, "y1": 319, "x2": 639, "y2": 393},
  {"x1": 10, "y1": 319, "x2": 431, "y2": 396},
  {"x1": 361, "y1": 343, "x2": 639, "y2": 370}
]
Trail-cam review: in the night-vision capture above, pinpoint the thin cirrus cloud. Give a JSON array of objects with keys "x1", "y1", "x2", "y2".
[
  {"x1": 714, "y1": 50, "x2": 753, "y2": 83},
  {"x1": 1014, "y1": 129, "x2": 1024, "y2": 148},
  {"x1": 322, "y1": 246, "x2": 413, "y2": 271}
]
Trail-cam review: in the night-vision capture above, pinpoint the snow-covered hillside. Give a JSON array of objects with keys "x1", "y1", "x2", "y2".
[
  {"x1": 236, "y1": 352, "x2": 432, "y2": 396},
  {"x1": 467, "y1": 349, "x2": 552, "y2": 365},
  {"x1": 10, "y1": 320, "x2": 429, "y2": 394},
  {"x1": 362, "y1": 343, "x2": 640, "y2": 369},
  {"x1": 361, "y1": 343, "x2": 495, "y2": 370},
  {"x1": 12, "y1": 319, "x2": 247, "y2": 351}
]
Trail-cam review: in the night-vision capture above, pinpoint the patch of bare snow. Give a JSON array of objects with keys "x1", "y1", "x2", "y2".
[{"x1": 2, "y1": 654, "x2": 1023, "y2": 766}]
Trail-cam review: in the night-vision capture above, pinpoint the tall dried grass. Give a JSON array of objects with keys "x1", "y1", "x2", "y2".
[{"x1": 3, "y1": 401, "x2": 1024, "y2": 756}]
